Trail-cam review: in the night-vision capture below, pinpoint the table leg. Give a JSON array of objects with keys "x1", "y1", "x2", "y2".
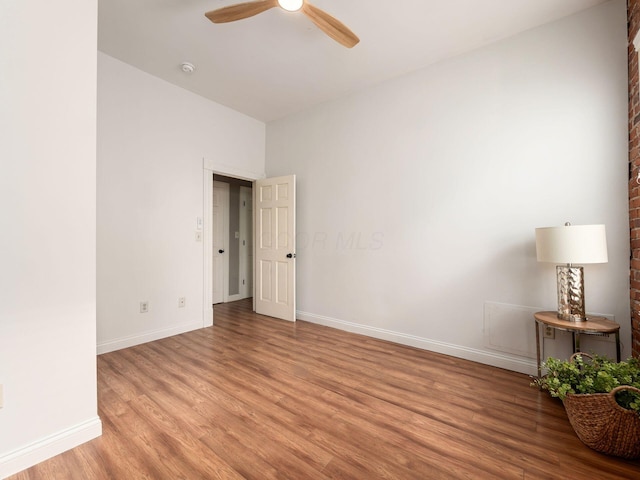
[
  {"x1": 615, "y1": 331, "x2": 621, "y2": 362},
  {"x1": 535, "y1": 319, "x2": 541, "y2": 381},
  {"x1": 572, "y1": 332, "x2": 581, "y2": 354}
]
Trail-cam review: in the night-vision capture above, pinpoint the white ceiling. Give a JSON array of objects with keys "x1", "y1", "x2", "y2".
[{"x1": 98, "y1": 0, "x2": 609, "y2": 122}]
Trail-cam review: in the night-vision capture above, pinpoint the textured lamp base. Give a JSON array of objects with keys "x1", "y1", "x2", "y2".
[{"x1": 556, "y1": 265, "x2": 586, "y2": 321}]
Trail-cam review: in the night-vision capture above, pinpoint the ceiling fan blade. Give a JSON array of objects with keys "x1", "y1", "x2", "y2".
[
  {"x1": 301, "y1": 2, "x2": 359, "y2": 48},
  {"x1": 205, "y1": 0, "x2": 279, "y2": 24}
]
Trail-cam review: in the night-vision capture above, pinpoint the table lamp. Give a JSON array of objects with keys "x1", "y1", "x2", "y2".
[{"x1": 535, "y1": 223, "x2": 608, "y2": 322}]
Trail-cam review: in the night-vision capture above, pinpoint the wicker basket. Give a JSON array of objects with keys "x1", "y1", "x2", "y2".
[{"x1": 562, "y1": 373, "x2": 640, "y2": 459}]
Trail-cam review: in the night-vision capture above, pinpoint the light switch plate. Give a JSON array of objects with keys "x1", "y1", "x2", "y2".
[{"x1": 0, "y1": 384, "x2": 4, "y2": 409}]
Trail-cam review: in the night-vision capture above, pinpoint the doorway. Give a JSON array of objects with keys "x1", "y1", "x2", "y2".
[{"x1": 212, "y1": 174, "x2": 253, "y2": 304}]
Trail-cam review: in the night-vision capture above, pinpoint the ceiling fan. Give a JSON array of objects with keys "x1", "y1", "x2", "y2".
[{"x1": 205, "y1": 0, "x2": 360, "y2": 48}]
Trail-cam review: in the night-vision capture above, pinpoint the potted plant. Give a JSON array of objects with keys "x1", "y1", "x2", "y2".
[{"x1": 534, "y1": 353, "x2": 640, "y2": 459}]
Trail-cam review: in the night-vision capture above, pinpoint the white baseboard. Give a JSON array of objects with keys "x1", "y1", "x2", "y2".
[
  {"x1": 0, "y1": 416, "x2": 102, "y2": 479},
  {"x1": 97, "y1": 321, "x2": 203, "y2": 354},
  {"x1": 225, "y1": 294, "x2": 251, "y2": 303},
  {"x1": 297, "y1": 310, "x2": 537, "y2": 376}
]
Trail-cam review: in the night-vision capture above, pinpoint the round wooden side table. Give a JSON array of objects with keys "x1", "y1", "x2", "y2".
[{"x1": 534, "y1": 311, "x2": 621, "y2": 379}]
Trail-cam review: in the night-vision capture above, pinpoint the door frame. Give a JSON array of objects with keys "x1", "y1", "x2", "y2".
[{"x1": 203, "y1": 163, "x2": 260, "y2": 327}]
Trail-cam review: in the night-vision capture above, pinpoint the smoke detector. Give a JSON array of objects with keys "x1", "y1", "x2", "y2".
[{"x1": 181, "y1": 62, "x2": 195, "y2": 74}]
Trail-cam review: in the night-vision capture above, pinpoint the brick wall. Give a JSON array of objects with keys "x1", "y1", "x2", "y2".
[{"x1": 629, "y1": 0, "x2": 640, "y2": 358}]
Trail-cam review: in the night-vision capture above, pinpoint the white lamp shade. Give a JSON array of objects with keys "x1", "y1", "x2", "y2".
[{"x1": 535, "y1": 224, "x2": 608, "y2": 264}]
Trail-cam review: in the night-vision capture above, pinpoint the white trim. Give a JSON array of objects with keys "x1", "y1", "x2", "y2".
[
  {"x1": 297, "y1": 310, "x2": 537, "y2": 376},
  {"x1": 203, "y1": 158, "x2": 264, "y2": 181},
  {"x1": 634, "y1": 30, "x2": 640, "y2": 53},
  {"x1": 203, "y1": 164, "x2": 214, "y2": 327},
  {"x1": 0, "y1": 417, "x2": 102, "y2": 479},
  {"x1": 97, "y1": 321, "x2": 202, "y2": 354}
]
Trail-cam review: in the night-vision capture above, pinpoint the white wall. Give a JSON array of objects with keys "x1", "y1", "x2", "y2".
[
  {"x1": 97, "y1": 53, "x2": 265, "y2": 353},
  {"x1": 0, "y1": 1, "x2": 101, "y2": 477},
  {"x1": 266, "y1": 0, "x2": 630, "y2": 374}
]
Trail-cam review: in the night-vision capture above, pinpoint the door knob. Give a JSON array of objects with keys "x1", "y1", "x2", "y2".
[
  {"x1": 219, "y1": 249, "x2": 225, "y2": 254},
  {"x1": 286, "y1": 253, "x2": 296, "y2": 258}
]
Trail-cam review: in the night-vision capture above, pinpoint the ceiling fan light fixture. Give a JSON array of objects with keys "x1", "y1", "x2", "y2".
[
  {"x1": 204, "y1": 0, "x2": 358, "y2": 48},
  {"x1": 277, "y1": 0, "x2": 303, "y2": 12}
]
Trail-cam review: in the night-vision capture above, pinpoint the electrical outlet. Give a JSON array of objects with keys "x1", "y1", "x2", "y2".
[
  {"x1": 140, "y1": 301, "x2": 149, "y2": 313},
  {"x1": 543, "y1": 325, "x2": 555, "y2": 339},
  {"x1": 0, "y1": 384, "x2": 4, "y2": 409},
  {"x1": 178, "y1": 297, "x2": 186, "y2": 308},
  {"x1": 195, "y1": 231, "x2": 202, "y2": 242}
]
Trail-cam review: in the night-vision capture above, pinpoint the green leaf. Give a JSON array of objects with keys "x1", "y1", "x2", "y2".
[{"x1": 534, "y1": 355, "x2": 640, "y2": 415}]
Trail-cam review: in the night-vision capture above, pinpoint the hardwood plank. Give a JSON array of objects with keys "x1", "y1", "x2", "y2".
[{"x1": 8, "y1": 298, "x2": 640, "y2": 479}]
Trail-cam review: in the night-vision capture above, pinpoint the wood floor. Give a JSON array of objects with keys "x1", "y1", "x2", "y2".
[{"x1": 10, "y1": 299, "x2": 640, "y2": 479}]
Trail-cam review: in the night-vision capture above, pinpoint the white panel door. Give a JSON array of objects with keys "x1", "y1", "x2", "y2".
[
  {"x1": 212, "y1": 181, "x2": 229, "y2": 304},
  {"x1": 255, "y1": 175, "x2": 296, "y2": 321}
]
